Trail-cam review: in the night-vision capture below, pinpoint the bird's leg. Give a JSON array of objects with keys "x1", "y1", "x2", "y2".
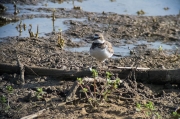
[
  {"x1": 90, "y1": 57, "x2": 93, "y2": 69},
  {"x1": 102, "y1": 61, "x2": 105, "y2": 70},
  {"x1": 90, "y1": 57, "x2": 97, "y2": 71},
  {"x1": 96, "y1": 61, "x2": 99, "y2": 70},
  {"x1": 96, "y1": 61, "x2": 103, "y2": 73}
]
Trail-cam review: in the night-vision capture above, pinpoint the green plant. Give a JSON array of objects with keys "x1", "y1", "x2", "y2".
[
  {"x1": 0, "y1": 95, "x2": 6, "y2": 104},
  {"x1": 136, "y1": 101, "x2": 162, "y2": 119},
  {"x1": 0, "y1": 85, "x2": 14, "y2": 112},
  {"x1": 57, "y1": 28, "x2": 64, "y2": 49},
  {"x1": 172, "y1": 111, "x2": 180, "y2": 119},
  {"x1": 0, "y1": 95, "x2": 9, "y2": 112},
  {"x1": 35, "y1": 87, "x2": 45, "y2": 100},
  {"x1": 77, "y1": 69, "x2": 121, "y2": 107},
  {"x1": 6, "y1": 85, "x2": 13, "y2": 94},
  {"x1": 6, "y1": 85, "x2": 13, "y2": 108},
  {"x1": 106, "y1": 71, "x2": 112, "y2": 79},
  {"x1": 137, "y1": 10, "x2": 145, "y2": 15},
  {"x1": 91, "y1": 69, "x2": 98, "y2": 78},
  {"x1": 158, "y1": 45, "x2": 163, "y2": 52}
]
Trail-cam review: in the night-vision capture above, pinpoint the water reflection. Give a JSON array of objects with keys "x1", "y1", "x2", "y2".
[
  {"x1": 2, "y1": 0, "x2": 179, "y2": 16},
  {"x1": 67, "y1": 40, "x2": 177, "y2": 57},
  {"x1": 0, "y1": 18, "x2": 85, "y2": 38},
  {"x1": 43, "y1": 0, "x2": 180, "y2": 16}
]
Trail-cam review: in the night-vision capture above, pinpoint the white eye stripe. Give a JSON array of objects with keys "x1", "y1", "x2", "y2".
[{"x1": 94, "y1": 39, "x2": 105, "y2": 43}]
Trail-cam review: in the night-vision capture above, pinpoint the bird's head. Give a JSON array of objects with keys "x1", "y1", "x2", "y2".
[{"x1": 93, "y1": 33, "x2": 105, "y2": 43}]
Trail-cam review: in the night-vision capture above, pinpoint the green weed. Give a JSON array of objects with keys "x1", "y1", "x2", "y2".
[
  {"x1": 77, "y1": 69, "x2": 121, "y2": 107},
  {"x1": 35, "y1": 87, "x2": 45, "y2": 100},
  {"x1": 0, "y1": 85, "x2": 14, "y2": 112},
  {"x1": 172, "y1": 110, "x2": 180, "y2": 119},
  {"x1": 136, "y1": 101, "x2": 162, "y2": 119}
]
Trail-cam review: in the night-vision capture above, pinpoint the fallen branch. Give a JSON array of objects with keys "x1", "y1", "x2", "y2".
[
  {"x1": 17, "y1": 55, "x2": 25, "y2": 85},
  {"x1": 112, "y1": 66, "x2": 150, "y2": 70},
  {"x1": 20, "y1": 108, "x2": 48, "y2": 119},
  {"x1": 66, "y1": 81, "x2": 79, "y2": 102},
  {"x1": 0, "y1": 63, "x2": 180, "y2": 84},
  {"x1": 82, "y1": 77, "x2": 122, "y2": 83}
]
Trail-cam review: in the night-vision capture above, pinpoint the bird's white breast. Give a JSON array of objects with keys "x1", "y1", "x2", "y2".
[{"x1": 90, "y1": 46, "x2": 113, "y2": 62}]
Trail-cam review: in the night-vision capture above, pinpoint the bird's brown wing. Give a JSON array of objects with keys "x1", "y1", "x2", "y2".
[{"x1": 105, "y1": 41, "x2": 114, "y2": 54}]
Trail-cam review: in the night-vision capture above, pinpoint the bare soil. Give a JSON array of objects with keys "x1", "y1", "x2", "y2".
[{"x1": 0, "y1": 0, "x2": 180, "y2": 119}]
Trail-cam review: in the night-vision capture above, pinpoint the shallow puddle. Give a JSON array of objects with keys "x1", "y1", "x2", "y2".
[
  {"x1": 0, "y1": 18, "x2": 85, "y2": 38},
  {"x1": 0, "y1": 1, "x2": 179, "y2": 56},
  {"x1": 43, "y1": 0, "x2": 180, "y2": 16},
  {"x1": 2, "y1": 0, "x2": 180, "y2": 16},
  {"x1": 67, "y1": 40, "x2": 176, "y2": 57}
]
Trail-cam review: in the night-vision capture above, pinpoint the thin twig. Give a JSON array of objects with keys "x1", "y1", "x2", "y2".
[
  {"x1": 16, "y1": 55, "x2": 25, "y2": 85},
  {"x1": 20, "y1": 108, "x2": 48, "y2": 119}
]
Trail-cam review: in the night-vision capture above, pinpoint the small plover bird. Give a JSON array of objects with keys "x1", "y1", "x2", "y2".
[{"x1": 90, "y1": 33, "x2": 114, "y2": 62}]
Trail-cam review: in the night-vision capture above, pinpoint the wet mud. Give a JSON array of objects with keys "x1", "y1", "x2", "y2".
[{"x1": 0, "y1": 0, "x2": 180, "y2": 119}]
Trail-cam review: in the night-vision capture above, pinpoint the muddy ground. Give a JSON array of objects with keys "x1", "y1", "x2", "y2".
[{"x1": 0, "y1": 0, "x2": 180, "y2": 119}]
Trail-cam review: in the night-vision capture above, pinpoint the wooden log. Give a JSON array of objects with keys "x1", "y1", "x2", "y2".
[
  {"x1": 0, "y1": 63, "x2": 180, "y2": 84},
  {"x1": 0, "y1": 63, "x2": 91, "y2": 77}
]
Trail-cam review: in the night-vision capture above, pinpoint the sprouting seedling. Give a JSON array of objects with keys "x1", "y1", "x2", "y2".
[
  {"x1": 135, "y1": 101, "x2": 161, "y2": 119},
  {"x1": 59, "y1": 28, "x2": 62, "y2": 36},
  {"x1": 6, "y1": 85, "x2": 13, "y2": 94},
  {"x1": 77, "y1": 77, "x2": 83, "y2": 84},
  {"x1": 136, "y1": 103, "x2": 142, "y2": 111},
  {"x1": 155, "y1": 112, "x2": 161, "y2": 119},
  {"x1": 76, "y1": 70, "x2": 122, "y2": 107},
  {"x1": 73, "y1": 6, "x2": 81, "y2": 10},
  {"x1": 144, "y1": 101, "x2": 155, "y2": 111},
  {"x1": 57, "y1": 28, "x2": 65, "y2": 49},
  {"x1": 0, "y1": 95, "x2": 6, "y2": 104},
  {"x1": 172, "y1": 111, "x2": 180, "y2": 118},
  {"x1": 112, "y1": 78, "x2": 121, "y2": 89},
  {"x1": 3, "y1": 85, "x2": 13, "y2": 112},
  {"x1": 28, "y1": 24, "x2": 34, "y2": 37},
  {"x1": 137, "y1": 10, "x2": 145, "y2": 15},
  {"x1": 174, "y1": 46, "x2": 179, "y2": 55},
  {"x1": 52, "y1": 8, "x2": 56, "y2": 21},
  {"x1": 90, "y1": 69, "x2": 98, "y2": 98},
  {"x1": 163, "y1": 7, "x2": 169, "y2": 10},
  {"x1": 13, "y1": 1, "x2": 17, "y2": 15},
  {"x1": 102, "y1": 90, "x2": 111, "y2": 101},
  {"x1": 13, "y1": 1, "x2": 20, "y2": 15},
  {"x1": 82, "y1": 88, "x2": 88, "y2": 93},
  {"x1": 37, "y1": 87, "x2": 43, "y2": 93},
  {"x1": 35, "y1": 87, "x2": 45, "y2": 100},
  {"x1": 106, "y1": 71, "x2": 112, "y2": 79},
  {"x1": 102, "y1": 77, "x2": 121, "y2": 102},
  {"x1": 35, "y1": 25, "x2": 39, "y2": 38},
  {"x1": 23, "y1": 23, "x2": 26, "y2": 31},
  {"x1": 158, "y1": 45, "x2": 163, "y2": 52},
  {"x1": 115, "y1": 78, "x2": 121, "y2": 84},
  {"x1": 0, "y1": 95, "x2": 10, "y2": 112},
  {"x1": 91, "y1": 69, "x2": 98, "y2": 78},
  {"x1": 77, "y1": 77, "x2": 94, "y2": 106}
]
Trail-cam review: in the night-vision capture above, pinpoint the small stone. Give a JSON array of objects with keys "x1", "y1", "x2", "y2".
[
  {"x1": 81, "y1": 108, "x2": 87, "y2": 115},
  {"x1": 61, "y1": 65, "x2": 67, "y2": 70},
  {"x1": 141, "y1": 100, "x2": 147, "y2": 105}
]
